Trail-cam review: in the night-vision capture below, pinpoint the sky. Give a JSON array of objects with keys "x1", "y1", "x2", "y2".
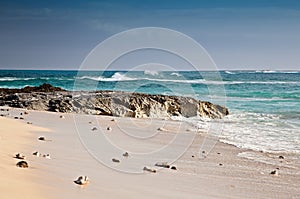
[{"x1": 0, "y1": 0, "x2": 300, "y2": 70}]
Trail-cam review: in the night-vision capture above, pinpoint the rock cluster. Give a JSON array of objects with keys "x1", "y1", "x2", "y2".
[{"x1": 0, "y1": 84, "x2": 229, "y2": 119}]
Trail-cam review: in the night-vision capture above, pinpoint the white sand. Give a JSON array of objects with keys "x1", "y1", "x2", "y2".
[{"x1": 1, "y1": 107, "x2": 299, "y2": 198}]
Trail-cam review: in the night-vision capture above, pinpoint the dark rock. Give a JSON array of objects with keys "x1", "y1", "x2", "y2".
[
  {"x1": 170, "y1": 166, "x2": 177, "y2": 170},
  {"x1": 155, "y1": 162, "x2": 170, "y2": 168},
  {"x1": 279, "y1": 155, "x2": 284, "y2": 159},
  {"x1": 0, "y1": 84, "x2": 229, "y2": 120},
  {"x1": 112, "y1": 158, "x2": 120, "y2": 163},
  {"x1": 38, "y1": 136, "x2": 46, "y2": 141},
  {"x1": 16, "y1": 161, "x2": 28, "y2": 168}
]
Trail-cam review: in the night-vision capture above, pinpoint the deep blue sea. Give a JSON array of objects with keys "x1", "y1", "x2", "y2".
[{"x1": 0, "y1": 70, "x2": 299, "y2": 154}]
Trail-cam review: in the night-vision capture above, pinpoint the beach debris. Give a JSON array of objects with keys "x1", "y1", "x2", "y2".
[
  {"x1": 107, "y1": 126, "x2": 112, "y2": 131},
  {"x1": 59, "y1": 115, "x2": 65, "y2": 119},
  {"x1": 143, "y1": 166, "x2": 157, "y2": 173},
  {"x1": 123, "y1": 152, "x2": 129, "y2": 157},
  {"x1": 155, "y1": 162, "x2": 170, "y2": 169},
  {"x1": 24, "y1": 111, "x2": 29, "y2": 115},
  {"x1": 27, "y1": 122, "x2": 33, "y2": 124},
  {"x1": 270, "y1": 168, "x2": 279, "y2": 176},
  {"x1": 91, "y1": 127, "x2": 97, "y2": 131},
  {"x1": 111, "y1": 118, "x2": 115, "y2": 122},
  {"x1": 278, "y1": 155, "x2": 284, "y2": 159},
  {"x1": 32, "y1": 151, "x2": 41, "y2": 157},
  {"x1": 112, "y1": 158, "x2": 120, "y2": 163},
  {"x1": 16, "y1": 161, "x2": 28, "y2": 168},
  {"x1": 15, "y1": 153, "x2": 26, "y2": 160},
  {"x1": 157, "y1": 127, "x2": 167, "y2": 132},
  {"x1": 38, "y1": 136, "x2": 46, "y2": 141},
  {"x1": 170, "y1": 166, "x2": 177, "y2": 170},
  {"x1": 74, "y1": 176, "x2": 89, "y2": 185},
  {"x1": 43, "y1": 154, "x2": 51, "y2": 159}
]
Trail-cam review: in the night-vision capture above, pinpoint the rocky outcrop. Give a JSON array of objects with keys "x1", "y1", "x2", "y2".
[{"x1": 0, "y1": 84, "x2": 229, "y2": 119}]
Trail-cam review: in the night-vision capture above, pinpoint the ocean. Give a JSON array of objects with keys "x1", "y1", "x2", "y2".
[{"x1": 0, "y1": 70, "x2": 299, "y2": 154}]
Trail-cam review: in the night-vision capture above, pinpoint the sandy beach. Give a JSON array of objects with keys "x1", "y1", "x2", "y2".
[{"x1": 0, "y1": 107, "x2": 299, "y2": 199}]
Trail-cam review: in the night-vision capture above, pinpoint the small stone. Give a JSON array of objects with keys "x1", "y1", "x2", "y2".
[
  {"x1": 43, "y1": 154, "x2": 51, "y2": 159},
  {"x1": 19, "y1": 117, "x2": 24, "y2": 120},
  {"x1": 27, "y1": 122, "x2": 33, "y2": 124},
  {"x1": 202, "y1": 151, "x2": 206, "y2": 154},
  {"x1": 107, "y1": 126, "x2": 112, "y2": 131},
  {"x1": 24, "y1": 111, "x2": 29, "y2": 115},
  {"x1": 16, "y1": 161, "x2": 28, "y2": 168},
  {"x1": 192, "y1": 155, "x2": 195, "y2": 158},
  {"x1": 155, "y1": 162, "x2": 170, "y2": 168},
  {"x1": 38, "y1": 136, "x2": 46, "y2": 141},
  {"x1": 14, "y1": 117, "x2": 19, "y2": 119},
  {"x1": 74, "y1": 176, "x2": 89, "y2": 185},
  {"x1": 91, "y1": 127, "x2": 97, "y2": 131},
  {"x1": 157, "y1": 127, "x2": 167, "y2": 131},
  {"x1": 112, "y1": 158, "x2": 120, "y2": 163},
  {"x1": 219, "y1": 163, "x2": 223, "y2": 166},
  {"x1": 170, "y1": 166, "x2": 177, "y2": 170},
  {"x1": 111, "y1": 119, "x2": 115, "y2": 122},
  {"x1": 270, "y1": 169, "x2": 279, "y2": 176},
  {"x1": 32, "y1": 151, "x2": 40, "y2": 157},
  {"x1": 15, "y1": 153, "x2": 25, "y2": 160},
  {"x1": 20, "y1": 113, "x2": 23, "y2": 115},
  {"x1": 143, "y1": 167, "x2": 156, "y2": 173},
  {"x1": 123, "y1": 152, "x2": 129, "y2": 157},
  {"x1": 279, "y1": 155, "x2": 284, "y2": 159},
  {"x1": 217, "y1": 152, "x2": 221, "y2": 155},
  {"x1": 59, "y1": 115, "x2": 65, "y2": 119}
]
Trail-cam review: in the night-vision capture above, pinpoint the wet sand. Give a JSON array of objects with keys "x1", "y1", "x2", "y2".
[{"x1": 0, "y1": 107, "x2": 299, "y2": 198}]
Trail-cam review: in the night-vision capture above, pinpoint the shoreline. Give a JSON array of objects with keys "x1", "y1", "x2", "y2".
[{"x1": 1, "y1": 106, "x2": 299, "y2": 198}]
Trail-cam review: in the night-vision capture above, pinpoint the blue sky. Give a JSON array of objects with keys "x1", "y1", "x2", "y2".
[{"x1": 0, "y1": 0, "x2": 300, "y2": 70}]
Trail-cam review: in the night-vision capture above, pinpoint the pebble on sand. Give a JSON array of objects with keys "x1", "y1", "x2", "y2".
[
  {"x1": 59, "y1": 115, "x2": 65, "y2": 119},
  {"x1": 157, "y1": 127, "x2": 167, "y2": 131},
  {"x1": 123, "y1": 152, "x2": 129, "y2": 157},
  {"x1": 270, "y1": 168, "x2": 279, "y2": 176},
  {"x1": 32, "y1": 151, "x2": 41, "y2": 157},
  {"x1": 155, "y1": 162, "x2": 170, "y2": 169},
  {"x1": 16, "y1": 161, "x2": 28, "y2": 168},
  {"x1": 91, "y1": 127, "x2": 97, "y2": 131},
  {"x1": 143, "y1": 167, "x2": 157, "y2": 173},
  {"x1": 107, "y1": 126, "x2": 112, "y2": 131},
  {"x1": 170, "y1": 166, "x2": 177, "y2": 170},
  {"x1": 27, "y1": 122, "x2": 33, "y2": 124},
  {"x1": 15, "y1": 153, "x2": 26, "y2": 160},
  {"x1": 38, "y1": 136, "x2": 46, "y2": 141},
  {"x1": 279, "y1": 155, "x2": 284, "y2": 159},
  {"x1": 74, "y1": 176, "x2": 89, "y2": 185},
  {"x1": 112, "y1": 158, "x2": 120, "y2": 163},
  {"x1": 43, "y1": 154, "x2": 51, "y2": 159}
]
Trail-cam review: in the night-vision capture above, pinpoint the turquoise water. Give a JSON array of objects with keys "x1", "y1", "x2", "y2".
[{"x1": 1, "y1": 70, "x2": 299, "y2": 153}]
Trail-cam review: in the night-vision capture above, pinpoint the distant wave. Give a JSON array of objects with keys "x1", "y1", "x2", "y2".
[
  {"x1": 170, "y1": 72, "x2": 182, "y2": 77},
  {"x1": 251, "y1": 70, "x2": 299, "y2": 74},
  {"x1": 77, "y1": 72, "x2": 137, "y2": 82},
  {"x1": 224, "y1": 71, "x2": 236, "y2": 74},
  {"x1": 144, "y1": 70, "x2": 159, "y2": 76},
  {"x1": 0, "y1": 77, "x2": 36, "y2": 81}
]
